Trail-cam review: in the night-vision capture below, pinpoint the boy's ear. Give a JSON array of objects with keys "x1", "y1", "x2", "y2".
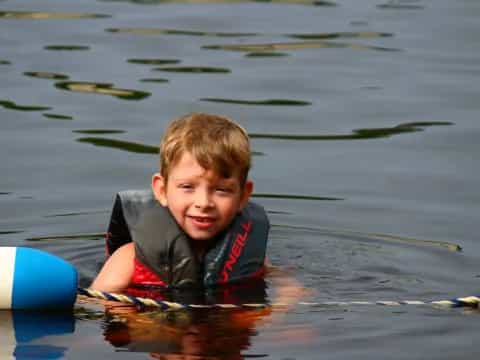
[
  {"x1": 239, "y1": 180, "x2": 254, "y2": 210},
  {"x1": 151, "y1": 173, "x2": 168, "y2": 206}
]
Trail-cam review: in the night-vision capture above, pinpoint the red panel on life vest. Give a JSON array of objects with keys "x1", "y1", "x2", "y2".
[{"x1": 131, "y1": 257, "x2": 166, "y2": 287}]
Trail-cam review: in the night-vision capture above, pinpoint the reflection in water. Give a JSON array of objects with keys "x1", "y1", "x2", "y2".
[
  {"x1": 96, "y1": 281, "x2": 271, "y2": 359},
  {"x1": 99, "y1": 0, "x2": 336, "y2": 6},
  {"x1": 108, "y1": 28, "x2": 389, "y2": 41},
  {"x1": 249, "y1": 121, "x2": 453, "y2": 140},
  {"x1": 76, "y1": 137, "x2": 159, "y2": 154},
  {"x1": 0, "y1": 311, "x2": 75, "y2": 360},
  {"x1": 76, "y1": 124, "x2": 451, "y2": 155},
  {"x1": 203, "y1": 40, "x2": 400, "y2": 52},
  {"x1": 140, "y1": 78, "x2": 169, "y2": 83},
  {"x1": 274, "y1": 223, "x2": 462, "y2": 252},
  {"x1": 55, "y1": 81, "x2": 151, "y2": 100},
  {"x1": 76, "y1": 136, "x2": 264, "y2": 156},
  {"x1": 75, "y1": 303, "x2": 105, "y2": 321},
  {"x1": 44, "y1": 210, "x2": 109, "y2": 218},
  {"x1": 107, "y1": 27, "x2": 257, "y2": 37},
  {"x1": 377, "y1": 0, "x2": 425, "y2": 10},
  {"x1": 245, "y1": 52, "x2": 289, "y2": 57},
  {"x1": 128, "y1": 58, "x2": 181, "y2": 65},
  {"x1": 0, "y1": 11, "x2": 111, "y2": 19},
  {"x1": 0, "y1": 99, "x2": 51, "y2": 111},
  {"x1": 287, "y1": 31, "x2": 393, "y2": 40},
  {"x1": 252, "y1": 193, "x2": 342, "y2": 201},
  {"x1": 73, "y1": 129, "x2": 125, "y2": 135},
  {"x1": 0, "y1": 230, "x2": 23, "y2": 235},
  {"x1": 26, "y1": 233, "x2": 105, "y2": 241},
  {"x1": 44, "y1": 45, "x2": 90, "y2": 51},
  {"x1": 154, "y1": 66, "x2": 231, "y2": 73},
  {"x1": 200, "y1": 98, "x2": 311, "y2": 106},
  {"x1": 43, "y1": 113, "x2": 73, "y2": 120},
  {"x1": 24, "y1": 71, "x2": 69, "y2": 80},
  {"x1": 102, "y1": 309, "x2": 267, "y2": 358},
  {"x1": 85, "y1": 277, "x2": 315, "y2": 358}
]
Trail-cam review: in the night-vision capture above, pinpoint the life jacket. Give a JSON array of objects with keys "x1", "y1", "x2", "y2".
[{"x1": 105, "y1": 190, "x2": 269, "y2": 289}]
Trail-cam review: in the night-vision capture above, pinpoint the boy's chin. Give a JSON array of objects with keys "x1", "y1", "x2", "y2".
[{"x1": 187, "y1": 233, "x2": 217, "y2": 242}]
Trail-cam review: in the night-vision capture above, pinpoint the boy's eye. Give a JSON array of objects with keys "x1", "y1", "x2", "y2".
[
  {"x1": 179, "y1": 183, "x2": 194, "y2": 190},
  {"x1": 216, "y1": 187, "x2": 233, "y2": 194}
]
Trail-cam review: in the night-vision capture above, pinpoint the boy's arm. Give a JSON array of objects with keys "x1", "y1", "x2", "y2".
[
  {"x1": 264, "y1": 258, "x2": 310, "y2": 306},
  {"x1": 90, "y1": 242, "x2": 135, "y2": 292}
]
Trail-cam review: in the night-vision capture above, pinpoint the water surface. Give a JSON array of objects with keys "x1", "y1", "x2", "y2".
[{"x1": 1, "y1": 0, "x2": 480, "y2": 359}]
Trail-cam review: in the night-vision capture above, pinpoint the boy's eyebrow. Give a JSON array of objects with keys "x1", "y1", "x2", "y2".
[{"x1": 171, "y1": 175, "x2": 240, "y2": 186}]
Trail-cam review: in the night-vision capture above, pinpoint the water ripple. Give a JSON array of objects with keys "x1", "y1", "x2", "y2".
[
  {"x1": 73, "y1": 129, "x2": 125, "y2": 135},
  {"x1": 140, "y1": 78, "x2": 169, "y2": 83},
  {"x1": 253, "y1": 193, "x2": 342, "y2": 201},
  {"x1": 245, "y1": 52, "x2": 289, "y2": 58},
  {"x1": 44, "y1": 210, "x2": 109, "y2": 218},
  {"x1": 203, "y1": 40, "x2": 401, "y2": 53},
  {"x1": 108, "y1": 28, "x2": 391, "y2": 42},
  {"x1": 99, "y1": 0, "x2": 336, "y2": 6},
  {"x1": 26, "y1": 233, "x2": 105, "y2": 241},
  {"x1": 249, "y1": 121, "x2": 453, "y2": 141},
  {"x1": 76, "y1": 136, "x2": 264, "y2": 156},
  {"x1": 76, "y1": 137, "x2": 159, "y2": 154},
  {"x1": 55, "y1": 81, "x2": 151, "y2": 100},
  {"x1": 43, "y1": 113, "x2": 73, "y2": 120},
  {"x1": 274, "y1": 224, "x2": 462, "y2": 252},
  {"x1": 377, "y1": 0, "x2": 425, "y2": 10},
  {"x1": 154, "y1": 66, "x2": 231, "y2": 73},
  {"x1": 44, "y1": 45, "x2": 90, "y2": 51},
  {"x1": 200, "y1": 98, "x2": 311, "y2": 106},
  {"x1": 107, "y1": 27, "x2": 257, "y2": 37},
  {"x1": 287, "y1": 31, "x2": 393, "y2": 40},
  {"x1": 128, "y1": 58, "x2": 181, "y2": 65},
  {"x1": 0, "y1": 99, "x2": 51, "y2": 112},
  {"x1": 24, "y1": 71, "x2": 69, "y2": 80}
]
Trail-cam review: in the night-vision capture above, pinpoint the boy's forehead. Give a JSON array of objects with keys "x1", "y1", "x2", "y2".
[
  {"x1": 170, "y1": 167, "x2": 240, "y2": 184},
  {"x1": 170, "y1": 152, "x2": 241, "y2": 183}
]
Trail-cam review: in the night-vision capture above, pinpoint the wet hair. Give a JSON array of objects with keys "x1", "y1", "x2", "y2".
[{"x1": 159, "y1": 112, "x2": 251, "y2": 185}]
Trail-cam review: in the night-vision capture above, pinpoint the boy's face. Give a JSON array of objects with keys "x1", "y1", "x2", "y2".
[{"x1": 152, "y1": 152, "x2": 253, "y2": 241}]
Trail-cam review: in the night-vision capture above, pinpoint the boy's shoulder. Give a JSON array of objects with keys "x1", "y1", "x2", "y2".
[{"x1": 115, "y1": 189, "x2": 161, "y2": 228}]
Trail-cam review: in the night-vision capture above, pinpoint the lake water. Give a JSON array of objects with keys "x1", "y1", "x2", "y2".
[{"x1": 1, "y1": 0, "x2": 480, "y2": 358}]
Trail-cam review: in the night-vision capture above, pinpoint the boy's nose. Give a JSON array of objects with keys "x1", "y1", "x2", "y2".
[{"x1": 194, "y1": 190, "x2": 213, "y2": 209}]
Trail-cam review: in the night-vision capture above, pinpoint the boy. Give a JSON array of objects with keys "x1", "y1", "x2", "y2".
[{"x1": 91, "y1": 112, "x2": 269, "y2": 294}]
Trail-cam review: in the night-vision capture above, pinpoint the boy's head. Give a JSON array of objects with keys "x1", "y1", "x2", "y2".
[
  {"x1": 152, "y1": 112, "x2": 254, "y2": 241},
  {"x1": 159, "y1": 112, "x2": 251, "y2": 186}
]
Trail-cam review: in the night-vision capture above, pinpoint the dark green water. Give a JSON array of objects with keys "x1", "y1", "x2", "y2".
[{"x1": 1, "y1": 0, "x2": 480, "y2": 358}]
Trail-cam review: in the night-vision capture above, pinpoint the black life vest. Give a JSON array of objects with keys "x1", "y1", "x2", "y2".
[{"x1": 105, "y1": 190, "x2": 269, "y2": 288}]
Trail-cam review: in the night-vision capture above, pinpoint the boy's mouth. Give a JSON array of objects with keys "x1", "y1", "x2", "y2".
[{"x1": 188, "y1": 215, "x2": 216, "y2": 228}]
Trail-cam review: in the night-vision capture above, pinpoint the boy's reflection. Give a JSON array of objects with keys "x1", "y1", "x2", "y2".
[{"x1": 103, "y1": 280, "x2": 271, "y2": 359}]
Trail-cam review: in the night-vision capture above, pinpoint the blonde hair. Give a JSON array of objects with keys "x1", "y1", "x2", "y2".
[{"x1": 159, "y1": 113, "x2": 251, "y2": 184}]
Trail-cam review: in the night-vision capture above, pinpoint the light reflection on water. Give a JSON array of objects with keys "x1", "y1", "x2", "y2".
[
  {"x1": 99, "y1": 0, "x2": 337, "y2": 5},
  {"x1": 201, "y1": 40, "x2": 401, "y2": 52},
  {"x1": 44, "y1": 45, "x2": 90, "y2": 51},
  {"x1": 0, "y1": 10, "x2": 110, "y2": 19},
  {"x1": 0, "y1": 100, "x2": 51, "y2": 111},
  {"x1": 1, "y1": 0, "x2": 480, "y2": 358},
  {"x1": 55, "y1": 81, "x2": 151, "y2": 100}
]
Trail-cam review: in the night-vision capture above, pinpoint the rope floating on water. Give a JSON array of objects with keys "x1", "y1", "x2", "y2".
[{"x1": 77, "y1": 288, "x2": 480, "y2": 311}]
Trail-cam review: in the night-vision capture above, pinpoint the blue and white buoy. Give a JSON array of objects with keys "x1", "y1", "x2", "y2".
[{"x1": 0, "y1": 247, "x2": 77, "y2": 310}]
